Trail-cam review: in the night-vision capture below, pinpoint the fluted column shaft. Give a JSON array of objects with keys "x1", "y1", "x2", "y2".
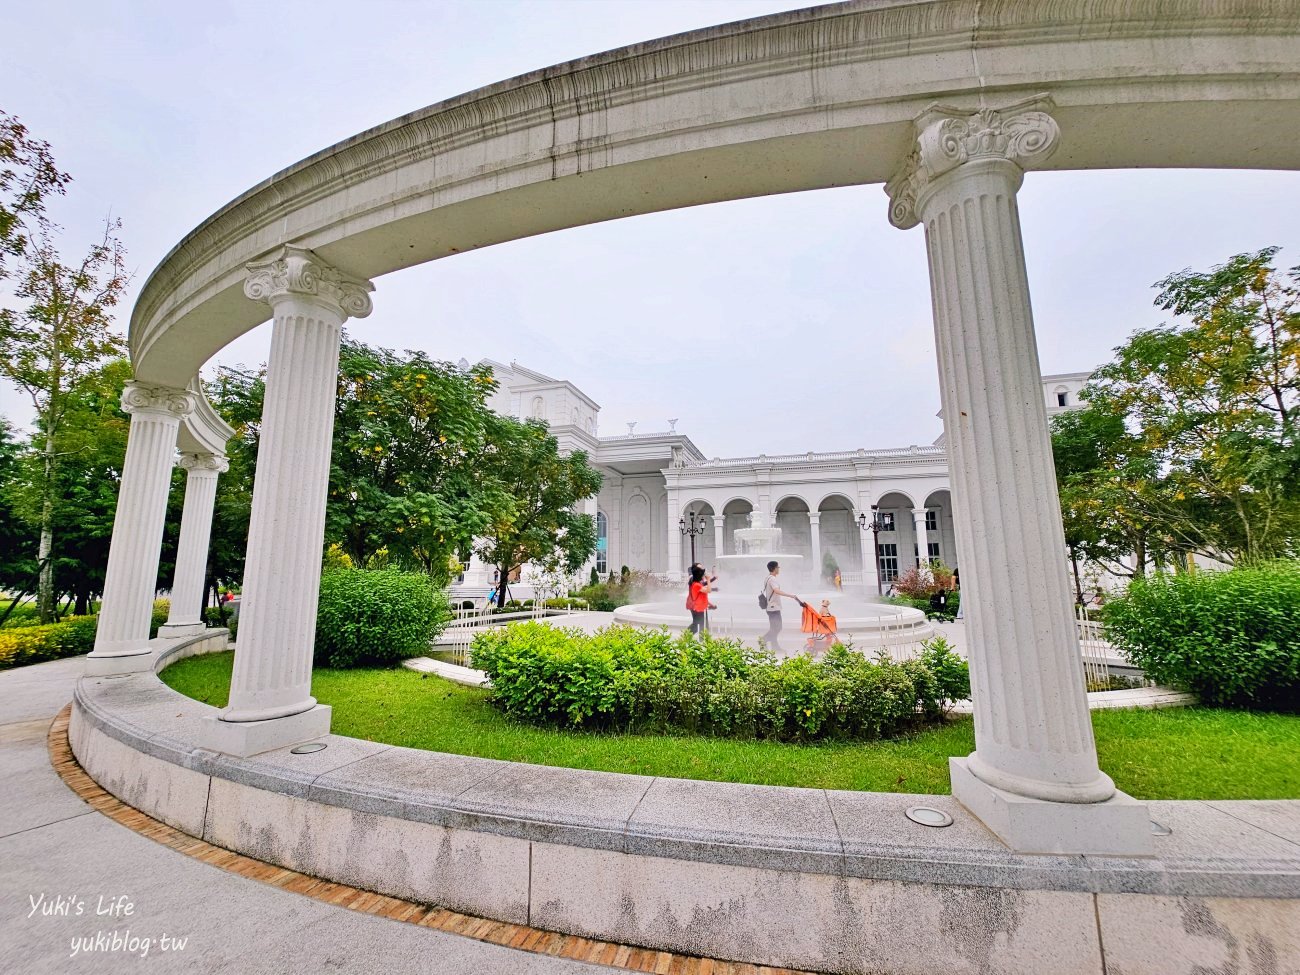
[
  {"x1": 666, "y1": 495, "x2": 683, "y2": 578},
  {"x1": 89, "y1": 384, "x2": 195, "y2": 663},
  {"x1": 224, "y1": 247, "x2": 373, "y2": 723},
  {"x1": 887, "y1": 97, "x2": 1111, "y2": 803},
  {"x1": 808, "y1": 513, "x2": 822, "y2": 578},
  {"x1": 160, "y1": 453, "x2": 228, "y2": 635},
  {"x1": 912, "y1": 508, "x2": 929, "y2": 567}
]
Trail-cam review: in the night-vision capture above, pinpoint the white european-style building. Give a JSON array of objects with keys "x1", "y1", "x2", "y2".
[{"x1": 463, "y1": 362, "x2": 1089, "y2": 591}]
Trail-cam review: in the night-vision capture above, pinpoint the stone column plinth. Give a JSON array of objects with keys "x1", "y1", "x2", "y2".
[
  {"x1": 202, "y1": 246, "x2": 373, "y2": 758},
  {"x1": 808, "y1": 513, "x2": 822, "y2": 582},
  {"x1": 86, "y1": 383, "x2": 196, "y2": 675},
  {"x1": 886, "y1": 96, "x2": 1150, "y2": 855},
  {"x1": 912, "y1": 508, "x2": 929, "y2": 567},
  {"x1": 159, "y1": 453, "x2": 228, "y2": 638}
]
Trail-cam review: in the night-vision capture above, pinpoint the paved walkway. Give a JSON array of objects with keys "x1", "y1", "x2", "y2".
[{"x1": 0, "y1": 656, "x2": 617, "y2": 974}]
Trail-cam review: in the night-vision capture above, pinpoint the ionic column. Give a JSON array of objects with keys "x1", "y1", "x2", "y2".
[
  {"x1": 711, "y1": 515, "x2": 726, "y2": 561},
  {"x1": 86, "y1": 383, "x2": 196, "y2": 675},
  {"x1": 203, "y1": 246, "x2": 373, "y2": 757},
  {"x1": 808, "y1": 513, "x2": 822, "y2": 581},
  {"x1": 885, "y1": 96, "x2": 1149, "y2": 854},
  {"x1": 912, "y1": 508, "x2": 929, "y2": 567},
  {"x1": 159, "y1": 453, "x2": 228, "y2": 638}
]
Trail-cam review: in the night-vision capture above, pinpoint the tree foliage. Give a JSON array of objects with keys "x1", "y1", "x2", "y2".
[
  {"x1": 1050, "y1": 404, "x2": 1163, "y2": 587},
  {"x1": 1069, "y1": 247, "x2": 1300, "y2": 567},
  {"x1": 475, "y1": 416, "x2": 602, "y2": 607},
  {"x1": 325, "y1": 339, "x2": 507, "y2": 582},
  {"x1": 0, "y1": 109, "x2": 71, "y2": 279},
  {"x1": 0, "y1": 112, "x2": 128, "y2": 621}
]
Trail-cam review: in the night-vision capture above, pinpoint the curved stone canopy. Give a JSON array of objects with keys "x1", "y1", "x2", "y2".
[{"x1": 131, "y1": 0, "x2": 1300, "y2": 388}]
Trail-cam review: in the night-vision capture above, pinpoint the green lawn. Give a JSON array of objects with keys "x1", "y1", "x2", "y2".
[{"x1": 161, "y1": 651, "x2": 1300, "y2": 799}]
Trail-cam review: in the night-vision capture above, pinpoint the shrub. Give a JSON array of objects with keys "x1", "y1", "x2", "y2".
[
  {"x1": 0, "y1": 617, "x2": 94, "y2": 670},
  {"x1": 314, "y1": 568, "x2": 450, "y2": 668},
  {"x1": 544, "y1": 597, "x2": 588, "y2": 611},
  {"x1": 0, "y1": 599, "x2": 196, "y2": 671},
  {"x1": 471, "y1": 624, "x2": 968, "y2": 741},
  {"x1": 1103, "y1": 562, "x2": 1300, "y2": 710},
  {"x1": 203, "y1": 607, "x2": 239, "y2": 640}
]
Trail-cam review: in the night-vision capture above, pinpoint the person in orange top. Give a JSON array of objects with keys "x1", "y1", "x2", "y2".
[{"x1": 686, "y1": 564, "x2": 712, "y2": 635}]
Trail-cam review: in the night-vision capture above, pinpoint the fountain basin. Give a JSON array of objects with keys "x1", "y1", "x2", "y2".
[{"x1": 613, "y1": 590, "x2": 933, "y2": 654}]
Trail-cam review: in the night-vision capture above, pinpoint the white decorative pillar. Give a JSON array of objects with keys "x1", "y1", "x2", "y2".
[
  {"x1": 855, "y1": 496, "x2": 880, "y2": 595},
  {"x1": 886, "y1": 95, "x2": 1149, "y2": 854},
  {"x1": 711, "y1": 516, "x2": 726, "y2": 562},
  {"x1": 912, "y1": 508, "x2": 929, "y2": 567},
  {"x1": 202, "y1": 246, "x2": 373, "y2": 757},
  {"x1": 808, "y1": 513, "x2": 822, "y2": 582},
  {"x1": 159, "y1": 452, "x2": 229, "y2": 638},
  {"x1": 666, "y1": 494, "x2": 683, "y2": 580},
  {"x1": 86, "y1": 383, "x2": 195, "y2": 675}
]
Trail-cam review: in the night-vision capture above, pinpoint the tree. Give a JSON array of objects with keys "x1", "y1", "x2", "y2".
[
  {"x1": 0, "y1": 219, "x2": 128, "y2": 620},
  {"x1": 0, "y1": 418, "x2": 38, "y2": 622},
  {"x1": 1050, "y1": 405, "x2": 1161, "y2": 595},
  {"x1": 0, "y1": 110, "x2": 71, "y2": 279},
  {"x1": 325, "y1": 339, "x2": 507, "y2": 581},
  {"x1": 1080, "y1": 246, "x2": 1300, "y2": 565},
  {"x1": 475, "y1": 416, "x2": 602, "y2": 608}
]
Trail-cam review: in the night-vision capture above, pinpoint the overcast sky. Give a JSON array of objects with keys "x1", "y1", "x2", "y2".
[{"x1": 5, "y1": 0, "x2": 1300, "y2": 457}]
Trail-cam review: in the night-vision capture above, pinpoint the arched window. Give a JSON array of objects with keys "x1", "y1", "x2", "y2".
[
  {"x1": 595, "y1": 511, "x2": 609, "y2": 575},
  {"x1": 531, "y1": 395, "x2": 545, "y2": 418}
]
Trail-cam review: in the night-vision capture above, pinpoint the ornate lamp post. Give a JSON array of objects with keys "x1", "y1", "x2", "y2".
[
  {"x1": 679, "y1": 510, "x2": 707, "y2": 567},
  {"x1": 858, "y1": 505, "x2": 883, "y2": 595}
]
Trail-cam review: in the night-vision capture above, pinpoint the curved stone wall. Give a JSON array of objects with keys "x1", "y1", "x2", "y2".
[{"x1": 69, "y1": 646, "x2": 1300, "y2": 974}]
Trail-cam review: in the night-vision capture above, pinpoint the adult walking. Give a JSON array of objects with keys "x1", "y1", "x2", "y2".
[
  {"x1": 686, "y1": 564, "x2": 712, "y2": 635},
  {"x1": 760, "y1": 560, "x2": 803, "y2": 652}
]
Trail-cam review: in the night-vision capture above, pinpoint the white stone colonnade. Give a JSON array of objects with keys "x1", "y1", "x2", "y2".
[
  {"x1": 202, "y1": 247, "x2": 374, "y2": 755},
  {"x1": 885, "y1": 96, "x2": 1148, "y2": 854},
  {"x1": 105, "y1": 1, "x2": 1300, "y2": 856},
  {"x1": 85, "y1": 380, "x2": 234, "y2": 674},
  {"x1": 157, "y1": 452, "x2": 229, "y2": 637}
]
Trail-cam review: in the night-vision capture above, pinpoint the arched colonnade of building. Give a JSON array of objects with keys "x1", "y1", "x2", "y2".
[{"x1": 82, "y1": 1, "x2": 1300, "y2": 854}]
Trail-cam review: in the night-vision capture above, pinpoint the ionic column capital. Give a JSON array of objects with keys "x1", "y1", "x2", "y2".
[
  {"x1": 885, "y1": 94, "x2": 1060, "y2": 229},
  {"x1": 244, "y1": 245, "x2": 374, "y2": 321},
  {"x1": 120, "y1": 381, "x2": 197, "y2": 420},
  {"x1": 178, "y1": 451, "x2": 230, "y2": 475}
]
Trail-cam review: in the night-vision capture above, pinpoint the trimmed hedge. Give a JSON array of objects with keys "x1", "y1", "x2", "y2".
[
  {"x1": 0, "y1": 601, "x2": 171, "y2": 671},
  {"x1": 1103, "y1": 562, "x2": 1300, "y2": 711},
  {"x1": 470, "y1": 623, "x2": 969, "y2": 741},
  {"x1": 314, "y1": 568, "x2": 451, "y2": 668}
]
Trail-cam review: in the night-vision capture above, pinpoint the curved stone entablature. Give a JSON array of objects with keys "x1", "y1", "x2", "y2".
[
  {"x1": 69, "y1": 653, "x2": 1300, "y2": 974},
  {"x1": 130, "y1": 0, "x2": 1300, "y2": 387}
]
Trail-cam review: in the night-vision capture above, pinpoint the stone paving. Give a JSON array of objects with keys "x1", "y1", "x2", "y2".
[{"x1": 0, "y1": 656, "x2": 619, "y2": 975}]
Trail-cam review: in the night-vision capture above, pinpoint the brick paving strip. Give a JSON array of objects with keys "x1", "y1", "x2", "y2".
[{"x1": 47, "y1": 704, "x2": 818, "y2": 975}]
